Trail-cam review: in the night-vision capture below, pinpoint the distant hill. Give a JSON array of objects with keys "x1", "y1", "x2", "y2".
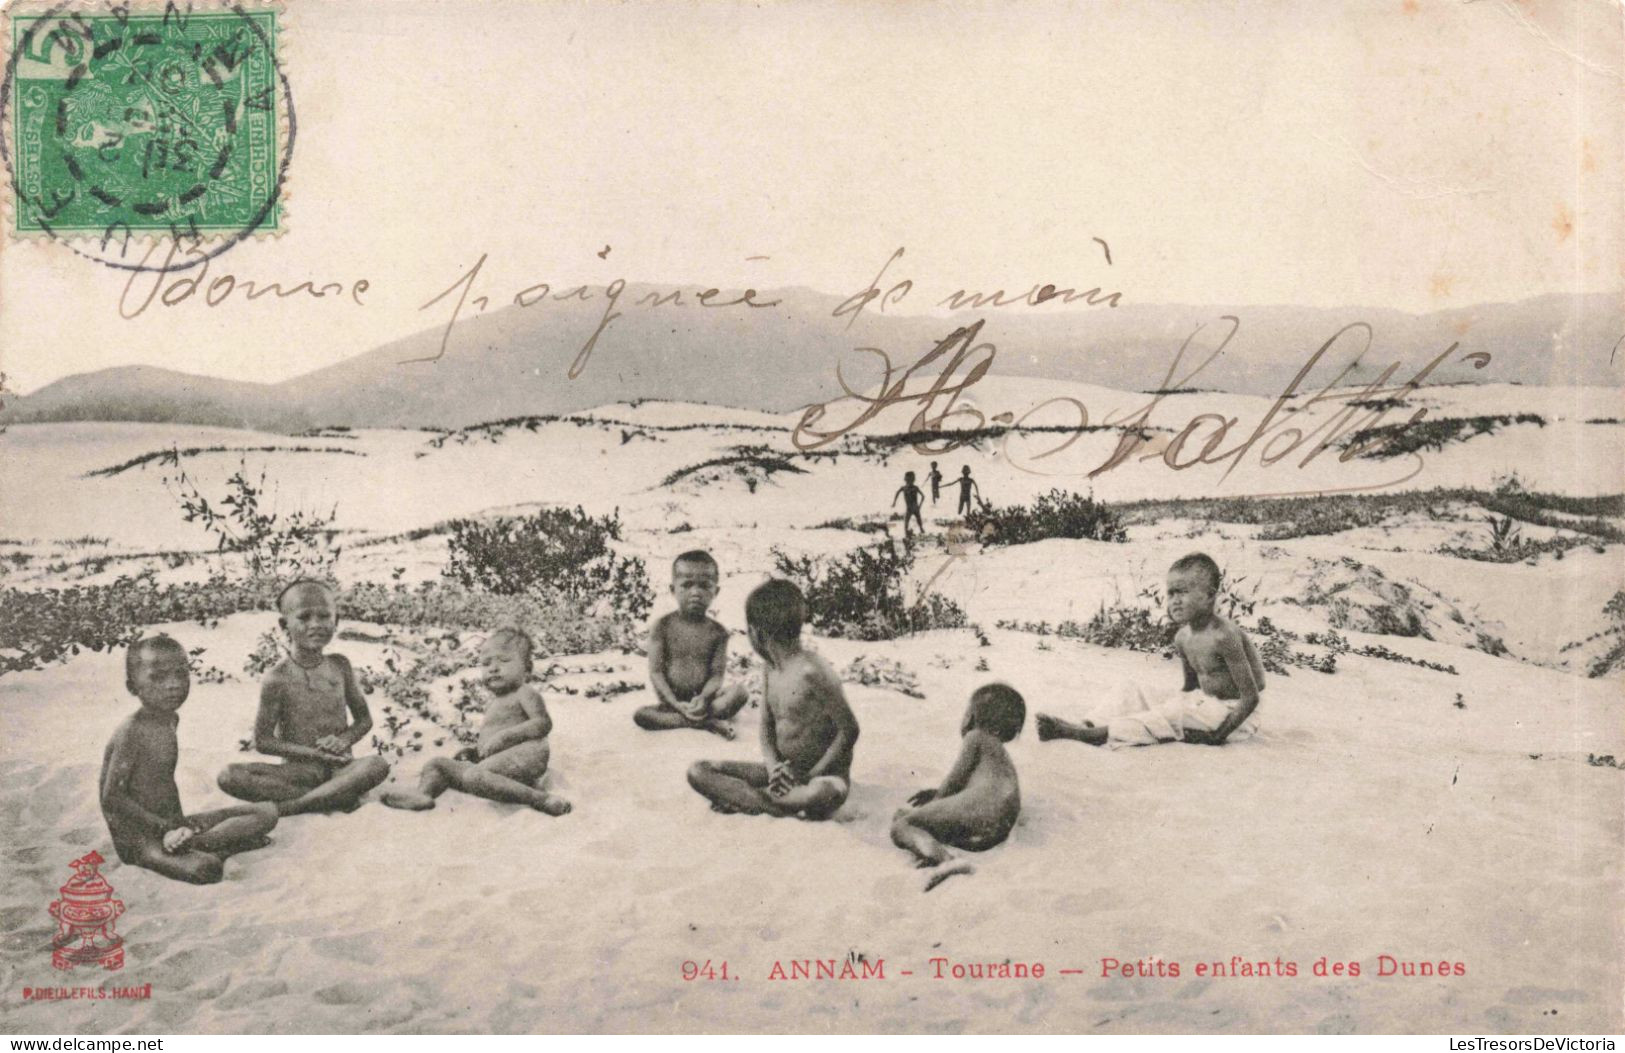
[{"x1": 4, "y1": 288, "x2": 1619, "y2": 431}]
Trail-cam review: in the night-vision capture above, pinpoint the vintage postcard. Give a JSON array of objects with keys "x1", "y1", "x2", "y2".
[{"x1": 0, "y1": 0, "x2": 1620, "y2": 1037}]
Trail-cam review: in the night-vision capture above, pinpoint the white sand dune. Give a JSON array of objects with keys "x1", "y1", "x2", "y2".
[
  {"x1": 1, "y1": 378, "x2": 1621, "y2": 1032},
  {"x1": 1, "y1": 619, "x2": 1618, "y2": 1033}
]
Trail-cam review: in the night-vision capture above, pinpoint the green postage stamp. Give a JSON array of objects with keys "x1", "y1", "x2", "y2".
[{"x1": 5, "y1": 2, "x2": 285, "y2": 244}]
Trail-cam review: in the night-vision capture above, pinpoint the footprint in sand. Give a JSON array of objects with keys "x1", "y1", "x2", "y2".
[
  {"x1": 1315, "y1": 1013, "x2": 1357, "y2": 1034},
  {"x1": 313, "y1": 933, "x2": 383, "y2": 965},
  {"x1": 1502, "y1": 985, "x2": 1586, "y2": 1005},
  {"x1": 152, "y1": 946, "x2": 237, "y2": 989},
  {"x1": 315, "y1": 979, "x2": 380, "y2": 1006},
  {"x1": 59, "y1": 824, "x2": 101, "y2": 846},
  {"x1": 582, "y1": 838, "x2": 636, "y2": 861},
  {"x1": 1, "y1": 925, "x2": 54, "y2": 957},
  {"x1": 217, "y1": 979, "x2": 290, "y2": 1010}
]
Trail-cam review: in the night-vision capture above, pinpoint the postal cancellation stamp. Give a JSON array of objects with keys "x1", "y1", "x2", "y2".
[{"x1": 2, "y1": 1, "x2": 287, "y2": 257}]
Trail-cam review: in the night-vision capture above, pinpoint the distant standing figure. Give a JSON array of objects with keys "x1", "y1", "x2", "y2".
[
  {"x1": 955, "y1": 465, "x2": 980, "y2": 516},
  {"x1": 893, "y1": 471, "x2": 926, "y2": 536},
  {"x1": 927, "y1": 462, "x2": 944, "y2": 505}
]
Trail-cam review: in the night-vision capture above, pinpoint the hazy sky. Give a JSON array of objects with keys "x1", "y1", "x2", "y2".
[{"x1": 2, "y1": 0, "x2": 1619, "y2": 393}]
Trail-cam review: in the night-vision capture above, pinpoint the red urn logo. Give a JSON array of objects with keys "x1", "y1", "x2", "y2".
[{"x1": 48, "y1": 851, "x2": 126, "y2": 971}]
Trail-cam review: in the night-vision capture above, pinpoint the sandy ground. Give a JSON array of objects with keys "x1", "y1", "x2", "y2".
[{"x1": 1, "y1": 379, "x2": 1621, "y2": 1033}]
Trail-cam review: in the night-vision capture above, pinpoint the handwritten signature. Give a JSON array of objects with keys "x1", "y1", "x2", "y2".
[{"x1": 793, "y1": 316, "x2": 1479, "y2": 498}]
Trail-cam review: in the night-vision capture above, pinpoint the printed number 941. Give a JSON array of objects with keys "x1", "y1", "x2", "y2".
[{"x1": 682, "y1": 960, "x2": 732, "y2": 981}]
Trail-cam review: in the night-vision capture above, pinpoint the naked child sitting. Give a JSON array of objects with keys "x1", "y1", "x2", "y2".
[
  {"x1": 217, "y1": 580, "x2": 390, "y2": 814},
  {"x1": 101, "y1": 636, "x2": 278, "y2": 884},
  {"x1": 892, "y1": 682, "x2": 1024, "y2": 869},
  {"x1": 634, "y1": 550, "x2": 748, "y2": 738},
  {"x1": 1036, "y1": 552, "x2": 1263, "y2": 748},
  {"x1": 687, "y1": 579, "x2": 859, "y2": 819},
  {"x1": 382, "y1": 627, "x2": 570, "y2": 815}
]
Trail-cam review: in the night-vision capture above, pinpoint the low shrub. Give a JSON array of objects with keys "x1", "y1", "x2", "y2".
[
  {"x1": 443, "y1": 506, "x2": 653, "y2": 627},
  {"x1": 164, "y1": 457, "x2": 340, "y2": 580},
  {"x1": 964, "y1": 489, "x2": 1128, "y2": 547},
  {"x1": 771, "y1": 540, "x2": 967, "y2": 641},
  {"x1": 0, "y1": 577, "x2": 640, "y2": 679},
  {"x1": 1345, "y1": 414, "x2": 1546, "y2": 459},
  {"x1": 994, "y1": 610, "x2": 1172, "y2": 655}
]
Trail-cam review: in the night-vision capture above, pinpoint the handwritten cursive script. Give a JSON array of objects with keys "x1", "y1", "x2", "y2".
[
  {"x1": 794, "y1": 316, "x2": 1480, "y2": 497},
  {"x1": 118, "y1": 239, "x2": 370, "y2": 320},
  {"x1": 411, "y1": 254, "x2": 782, "y2": 377}
]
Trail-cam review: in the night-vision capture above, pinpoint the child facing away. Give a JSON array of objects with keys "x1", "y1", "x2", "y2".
[
  {"x1": 101, "y1": 636, "x2": 278, "y2": 884},
  {"x1": 217, "y1": 580, "x2": 390, "y2": 815},
  {"x1": 892, "y1": 683, "x2": 1024, "y2": 869},
  {"x1": 893, "y1": 471, "x2": 925, "y2": 536},
  {"x1": 687, "y1": 580, "x2": 859, "y2": 819},
  {"x1": 928, "y1": 462, "x2": 944, "y2": 505},
  {"x1": 383, "y1": 628, "x2": 570, "y2": 815},
  {"x1": 954, "y1": 465, "x2": 980, "y2": 516},
  {"x1": 634, "y1": 550, "x2": 749, "y2": 738},
  {"x1": 1036, "y1": 553, "x2": 1263, "y2": 748}
]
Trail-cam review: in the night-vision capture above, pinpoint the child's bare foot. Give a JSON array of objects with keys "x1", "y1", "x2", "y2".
[
  {"x1": 923, "y1": 863, "x2": 975, "y2": 892},
  {"x1": 381, "y1": 790, "x2": 436, "y2": 811},
  {"x1": 911, "y1": 844, "x2": 953, "y2": 868},
  {"x1": 710, "y1": 800, "x2": 740, "y2": 815},
  {"x1": 703, "y1": 719, "x2": 736, "y2": 740},
  {"x1": 1035, "y1": 713, "x2": 1062, "y2": 741},
  {"x1": 536, "y1": 794, "x2": 572, "y2": 816}
]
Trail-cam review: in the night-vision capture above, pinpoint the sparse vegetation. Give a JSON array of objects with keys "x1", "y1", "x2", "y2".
[
  {"x1": 771, "y1": 540, "x2": 967, "y2": 641},
  {"x1": 812, "y1": 517, "x2": 891, "y2": 535},
  {"x1": 1344, "y1": 414, "x2": 1546, "y2": 459},
  {"x1": 1562, "y1": 591, "x2": 1625, "y2": 678},
  {"x1": 89, "y1": 444, "x2": 364, "y2": 478},
  {"x1": 996, "y1": 610, "x2": 1172, "y2": 656},
  {"x1": 0, "y1": 575, "x2": 643, "y2": 679},
  {"x1": 164, "y1": 457, "x2": 341, "y2": 579},
  {"x1": 964, "y1": 489, "x2": 1128, "y2": 546},
  {"x1": 443, "y1": 506, "x2": 653, "y2": 628},
  {"x1": 841, "y1": 654, "x2": 925, "y2": 698},
  {"x1": 425, "y1": 414, "x2": 659, "y2": 449},
  {"x1": 1120, "y1": 486, "x2": 1624, "y2": 544},
  {"x1": 662, "y1": 445, "x2": 837, "y2": 492}
]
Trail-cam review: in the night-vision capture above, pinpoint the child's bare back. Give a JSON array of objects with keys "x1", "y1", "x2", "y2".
[
  {"x1": 765, "y1": 651, "x2": 856, "y2": 784},
  {"x1": 687, "y1": 580, "x2": 859, "y2": 819},
  {"x1": 893, "y1": 684, "x2": 1024, "y2": 872}
]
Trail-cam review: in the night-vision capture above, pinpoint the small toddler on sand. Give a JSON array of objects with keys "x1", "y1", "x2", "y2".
[
  {"x1": 383, "y1": 627, "x2": 570, "y2": 815},
  {"x1": 892, "y1": 682, "x2": 1024, "y2": 870}
]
